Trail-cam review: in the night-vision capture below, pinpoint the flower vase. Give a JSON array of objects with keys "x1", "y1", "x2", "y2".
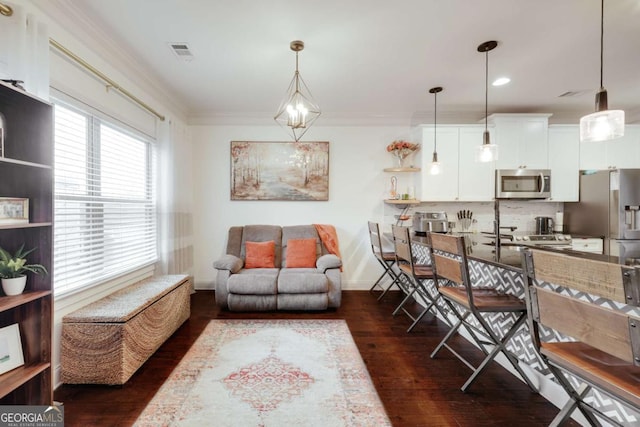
[
  {"x1": 393, "y1": 151, "x2": 406, "y2": 168},
  {"x1": 2, "y1": 275, "x2": 27, "y2": 296}
]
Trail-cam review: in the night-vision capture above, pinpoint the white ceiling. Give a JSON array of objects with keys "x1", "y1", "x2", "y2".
[{"x1": 37, "y1": 0, "x2": 640, "y2": 125}]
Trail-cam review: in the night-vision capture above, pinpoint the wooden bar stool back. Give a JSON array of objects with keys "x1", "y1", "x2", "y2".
[
  {"x1": 367, "y1": 221, "x2": 400, "y2": 301},
  {"x1": 390, "y1": 225, "x2": 446, "y2": 332},
  {"x1": 429, "y1": 232, "x2": 537, "y2": 392},
  {"x1": 522, "y1": 248, "x2": 640, "y2": 426}
]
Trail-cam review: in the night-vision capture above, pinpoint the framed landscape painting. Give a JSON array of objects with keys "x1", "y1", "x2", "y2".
[{"x1": 230, "y1": 141, "x2": 329, "y2": 201}]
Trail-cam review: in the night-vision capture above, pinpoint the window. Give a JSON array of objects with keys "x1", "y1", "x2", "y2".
[{"x1": 53, "y1": 102, "x2": 156, "y2": 295}]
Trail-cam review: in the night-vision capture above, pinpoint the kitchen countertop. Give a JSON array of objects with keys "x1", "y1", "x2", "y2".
[{"x1": 411, "y1": 232, "x2": 621, "y2": 272}]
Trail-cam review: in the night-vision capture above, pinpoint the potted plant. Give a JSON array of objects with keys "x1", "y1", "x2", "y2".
[{"x1": 0, "y1": 244, "x2": 47, "y2": 296}]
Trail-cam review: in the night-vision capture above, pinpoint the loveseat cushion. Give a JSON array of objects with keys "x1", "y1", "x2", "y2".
[
  {"x1": 278, "y1": 269, "x2": 329, "y2": 294},
  {"x1": 213, "y1": 254, "x2": 243, "y2": 273},
  {"x1": 316, "y1": 254, "x2": 342, "y2": 271},
  {"x1": 227, "y1": 269, "x2": 279, "y2": 295}
]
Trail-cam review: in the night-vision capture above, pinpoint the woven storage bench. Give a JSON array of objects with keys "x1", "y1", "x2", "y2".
[{"x1": 61, "y1": 274, "x2": 191, "y2": 385}]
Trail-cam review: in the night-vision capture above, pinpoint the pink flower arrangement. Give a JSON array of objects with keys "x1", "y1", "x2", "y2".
[
  {"x1": 386, "y1": 140, "x2": 420, "y2": 153},
  {"x1": 386, "y1": 140, "x2": 420, "y2": 167}
]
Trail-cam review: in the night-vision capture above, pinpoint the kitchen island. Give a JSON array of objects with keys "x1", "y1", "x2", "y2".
[{"x1": 409, "y1": 233, "x2": 638, "y2": 424}]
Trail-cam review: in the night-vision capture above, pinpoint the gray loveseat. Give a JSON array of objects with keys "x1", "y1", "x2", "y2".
[{"x1": 213, "y1": 224, "x2": 342, "y2": 311}]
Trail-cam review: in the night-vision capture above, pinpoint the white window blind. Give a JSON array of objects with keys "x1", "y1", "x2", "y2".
[{"x1": 53, "y1": 102, "x2": 157, "y2": 295}]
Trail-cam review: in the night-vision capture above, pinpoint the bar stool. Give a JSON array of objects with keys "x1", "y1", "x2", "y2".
[
  {"x1": 367, "y1": 221, "x2": 401, "y2": 300},
  {"x1": 391, "y1": 225, "x2": 446, "y2": 332},
  {"x1": 428, "y1": 232, "x2": 537, "y2": 392}
]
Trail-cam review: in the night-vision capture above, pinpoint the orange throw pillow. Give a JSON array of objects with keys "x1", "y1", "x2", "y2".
[
  {"x1": 244, "y1": 241, "x2": 276, "y2": 268},
  {"x1": 286, "y1": 238, "x2": 317, "y2": 268}
]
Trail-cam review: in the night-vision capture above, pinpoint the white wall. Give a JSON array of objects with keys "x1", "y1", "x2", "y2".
[
  {"x1": 192, "y1": 123, "x2": 416, "y2": 290},
  {"x1": 191, "y1": 124, "x2": 565, "y2": 291}
]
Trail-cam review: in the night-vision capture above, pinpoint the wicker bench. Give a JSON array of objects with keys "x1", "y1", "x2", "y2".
[{"x1": 61, "y1": 274, "x2": 191, "y2": 385}]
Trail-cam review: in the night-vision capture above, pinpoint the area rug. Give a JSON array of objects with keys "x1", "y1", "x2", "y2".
[{"x1": 134, "y1": 319, "x2": 391, "y2": 427}]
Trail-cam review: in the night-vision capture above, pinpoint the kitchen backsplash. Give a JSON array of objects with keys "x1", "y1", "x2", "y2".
[{"x1": 384, "y1": 200, "x2": 564, "y2": 235}]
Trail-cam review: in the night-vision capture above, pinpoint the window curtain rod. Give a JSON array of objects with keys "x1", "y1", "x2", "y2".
[
  {"x1": 50, "y1": 38, "x2": 165, "y2": 121},
  {"x1": 0, "y1": 3, "x2": 12, "y2": 16}
]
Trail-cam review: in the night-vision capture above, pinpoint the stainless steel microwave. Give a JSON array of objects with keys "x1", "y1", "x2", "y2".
[{"x1": 495, "y1": 169, "x2": 551, "y2": 199}]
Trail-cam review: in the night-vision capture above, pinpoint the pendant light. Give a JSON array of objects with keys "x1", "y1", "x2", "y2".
[
  {"x1": 429, "y1": 87, "x2": 443, "y2": 175},
  {"x1": 579, "y1": 0, "x2": 624, "y2": 143},
  {"x1": 475, "y1": 40, "x2": 499, "y2": 163},
  {"x1": 274, "y1": 40, "x2": 321, "y2": 142}
]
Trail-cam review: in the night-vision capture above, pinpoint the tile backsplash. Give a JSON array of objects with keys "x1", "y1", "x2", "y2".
[{"x1": 384, "y1": 200, "x2": 563, "y2": 235}]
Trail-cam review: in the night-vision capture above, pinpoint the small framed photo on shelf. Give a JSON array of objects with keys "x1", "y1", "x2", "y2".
[
  {"x1": 0, "y1": 323, "x2": 24, "y2": 375},
  {"x1": 0, "y1": 198, "x2": 28, "y2": 225}
]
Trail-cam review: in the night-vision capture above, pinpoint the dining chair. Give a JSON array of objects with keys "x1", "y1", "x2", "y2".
[
  {"x1": 428, "y1": 232, "x2": 537, "y2": 392},
  {"x1": 367, "y1": 221, "x2": 400, "y2": 301}
]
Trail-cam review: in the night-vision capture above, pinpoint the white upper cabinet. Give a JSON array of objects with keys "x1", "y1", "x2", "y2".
[
  {"x1": 419, "y1": 125, "x2": 494, "y2": 202},
  {"x1": 580, "y1": 125, "x2": 640, "y2": 170},
  {"x1": 420, "y1": 126, "x2": 459, "y2": 201},
  {"x1": 489, "y1": 114, "x2": 551, "y2": 170},
  {"x1": 548, "y1": 125, "x2": 579, "y2": 202},
  {"x1": 458, "y1": 126, "x2": 495, "y2": 201}
]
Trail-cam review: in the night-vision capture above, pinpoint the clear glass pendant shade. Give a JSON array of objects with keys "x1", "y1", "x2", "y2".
[
  {"x1": 579, "y1": 109, "x2": 625, "y2": 143},
  {"x1": 475, "y1": 143, "x2": 498, "y2": 163},
  {"x1": 475, "y1": 129, "x2": 498, "y2": 162},
  {"x1": 429, "y1": 152, "x2": 442, "y2": 175}
]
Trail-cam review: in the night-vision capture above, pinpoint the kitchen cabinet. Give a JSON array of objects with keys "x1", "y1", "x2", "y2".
[
  {"x1": 580, "y1": 125, "x2": 640, "y2": 170},
  {"x1": 419, "y1": 125, "x2": 494, "y2": 201},
  {"x1": 548, "y1": 125, "x2": 579, "y2": 201},
  {"x1": 571, "y1": 237, "x2": 604, "y2": 254},
  {"x1": 419, "y1": 127, "x2": 459, "y2": 200},
  {"x1": 458, "y1": 126, "x2": 494, "y2": 201},
  {"x1": 489, "y1": 114, "x2": 551, "y2": 170},
  {"x1": 0, "y1": 81, "x2": 53, "y2": 405}
]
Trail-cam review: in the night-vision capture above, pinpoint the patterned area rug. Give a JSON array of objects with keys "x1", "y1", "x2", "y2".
[{"x1": 134, "y1": 319, "x2": 391, "y2": 427}]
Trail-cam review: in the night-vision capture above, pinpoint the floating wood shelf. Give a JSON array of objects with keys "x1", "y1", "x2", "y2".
[
  {"x1": 384, "y1": 199, "x2": 420, "y2": 205},
  {"x1": 383, "y1": 167, "x2": 421, "y2": 172}
]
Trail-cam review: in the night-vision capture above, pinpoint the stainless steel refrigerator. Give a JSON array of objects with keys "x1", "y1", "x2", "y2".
[{"x1": 564, "y1": 169, "x2": 640, "y2": 263}]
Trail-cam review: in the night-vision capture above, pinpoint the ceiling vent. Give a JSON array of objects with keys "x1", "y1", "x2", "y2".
[
  {"x1": 168, "y1": 43, "x2": 194, "y2": 61},
  {"x1": 558, "y1": 90, "x2": 588, "y2": 98}
]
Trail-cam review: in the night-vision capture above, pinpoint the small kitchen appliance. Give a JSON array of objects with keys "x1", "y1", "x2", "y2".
[
  {"x1": 534, "y1": 216, "x2": 554, "y2": 235},
  {"x1": 413, "y1": 211, "x2": 448, "y2": 236}
]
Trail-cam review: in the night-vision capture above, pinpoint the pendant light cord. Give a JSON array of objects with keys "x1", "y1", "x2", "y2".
[
  {"x1": 433, "y1": 90, "x2": 437, "y2": 153},
  {"x1": 484, "y1": 49, "x2": 489, "y2": 133},
  {"x1": 600, "y1": 0, "x2": 604, "y2": 88}
]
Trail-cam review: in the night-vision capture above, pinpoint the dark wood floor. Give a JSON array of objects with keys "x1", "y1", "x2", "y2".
[{"x1": 55, "y1": 290, "x2": 576, "y2": 426}]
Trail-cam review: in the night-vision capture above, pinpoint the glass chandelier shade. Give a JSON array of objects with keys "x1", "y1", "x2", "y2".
[
  {"x1": 579, "y1": 0, "x2": 624, "y2": 143},
  {"x1": 475, "y1": 40, "x2": 498, "y2": 163},
  {"x1": 274, "y1": 40, "x2": 321, "y2": 142},
  {"x1": 429, "y1": 86, "x2": 443, "y2": 175}
]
